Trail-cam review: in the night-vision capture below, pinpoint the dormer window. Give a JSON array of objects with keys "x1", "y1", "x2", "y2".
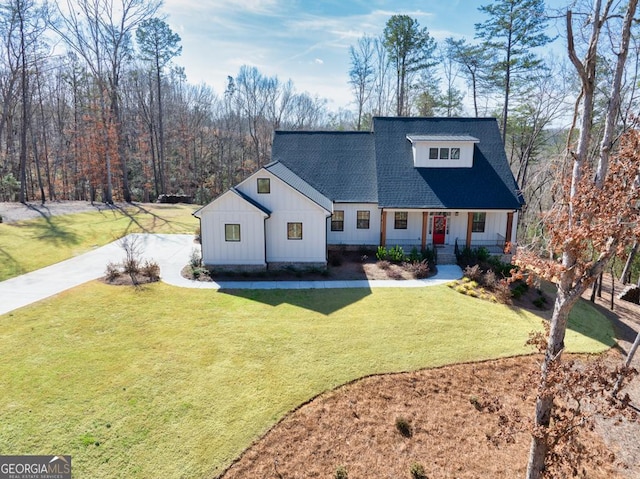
[{"x1": 407, "y1": 134, "x2": 478, "y2": 168}]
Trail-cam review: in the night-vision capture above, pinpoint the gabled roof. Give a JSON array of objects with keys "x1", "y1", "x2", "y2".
[
  {"x1": 264, "y1": 161, "x2": 333, "y2": 212},
  {"x1": 271, "y1": 131, "x2": 377, "y2": 203},
  {"x1": 231, "y1": 187, "x2": 271, "y2": 215},
  {"x1": 374, "y1": 117, "x2": 523, "y2": 210},
  {"x1": 193, "y1": 187, "x2": 271, "y2": 218}
]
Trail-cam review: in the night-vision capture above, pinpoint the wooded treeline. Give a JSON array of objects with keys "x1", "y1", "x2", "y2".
[
  {"x1": 0, "y1": 0, "x2": 329, "y2": 205},
  {"x1": 1, "y1": 0, "x2": 640, "y2": 222}
]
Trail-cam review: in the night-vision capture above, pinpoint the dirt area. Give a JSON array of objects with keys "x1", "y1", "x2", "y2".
[
  {"x1": 3, "y1": 201, "x2": 639, "y2": 477},
  {"x1": 220, "y1": 355, "x2": 634, "y2": 479}
]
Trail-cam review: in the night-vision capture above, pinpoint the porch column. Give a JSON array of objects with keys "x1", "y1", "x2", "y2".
[
  {"x1": 505, "y1": 212, "x2": 514, "y2": 246},
  {"x1": 380, "y1": 210, "x2": 387, "y2": 246},
  {"x1": 466, "y1": 212, "x2": 473, "y2": 249},
  {"x1": 421, "y1": 212, "x2": 428, "y2": 250}
]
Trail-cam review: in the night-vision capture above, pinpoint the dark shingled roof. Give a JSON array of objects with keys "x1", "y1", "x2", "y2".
[
  {"x1": 373, "y1": 117, "x2": 523, "y2": 209},
  {"x1": 270, "y1": 117, "x2": 523, "y2": 210},
  {"x1": 271, "y1": 131, "x2": 377, "y2": 203}
]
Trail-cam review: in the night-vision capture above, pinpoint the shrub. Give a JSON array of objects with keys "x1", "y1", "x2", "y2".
[
  {"x1": 388, "y1": 245, "x2": 406, "y2": 263},
  {"x1": 421, "y1": 247, "x2": 436, "y2": 264},
  {"x1": 189, "y1": 248, "x2": 202, "y2": 268},
  {"x1": 533, "y1": 297, "x2": 546, "y2": 309},
  {"x1": 376, "y1": 246, "x2": 388, "y2": 261},
  {"x1": 483, "y1": 269, "x2": 498, "y2": 289},
  {"x1": 395, "y1": 416, "x2": 412, "y2": 438},
  {"x1": 511, "y1": 281, "x2": 529, "y2": 299},
  {"x1": 405, "y1": 260, "x2": 430, "y2": 279},
  {"x1": 377, "y1": 260, "x2": 391, "y2": 270},
  {"x1": 494, "y1": 280, "x2": 513, "y2": 305},
  {"x1": 105, "y1": 261, "x2": 120, "y2": 282},
  {"x1": 410, "y1": 463, "x2": 427, "y2": 479},
  {"x1": 141, "y1": 260, "x2": 160, "y2": 282},
  {"x1": 476, "y1": 246, "x2": 490, "y2": 261},
  {"x1": 335, "y1": 466, "x2": 348, "y2": 479},
  {"x1": 409, "y1": 247, "x2": 421, "y2": 263},
  {"x1": 463, "y1": 264, "x2": 483, "y2": 282}
]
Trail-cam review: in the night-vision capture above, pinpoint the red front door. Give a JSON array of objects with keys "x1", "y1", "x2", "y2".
[{"x1": 433, "y1": 216, "x2": 446, "y2": 245}]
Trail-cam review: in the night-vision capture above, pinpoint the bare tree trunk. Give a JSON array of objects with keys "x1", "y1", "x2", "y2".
[
  {"x1": 620, "y1": 240, "x2": 638, "y2": 284},
  {"x1": 526, "y1": 273, "x2": 584, "y2": 478},
  {"x1": 613, "y1": 329, "x2": 640, "y2": 396},
  {"x1": 18, "y1": 1, "x2": 28, "y2": 204},
  {"x1": 610, "y1": 264, "x2": 615, "y2": 310},
  {"x1": 595, "y1": 0, "x2": 638, "y2": 186}
]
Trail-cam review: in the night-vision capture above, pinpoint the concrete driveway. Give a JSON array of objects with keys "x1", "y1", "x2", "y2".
[
  {"x1": 0, "y1": 234, "x2": 462, "y2": 316},
  {"x1": 0, "y1": 234, "x2": 195, "y2": 316}
]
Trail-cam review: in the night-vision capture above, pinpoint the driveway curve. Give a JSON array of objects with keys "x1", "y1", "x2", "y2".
[{"x1": 0, "y1": 234, "x2": 462, "y2": 316}]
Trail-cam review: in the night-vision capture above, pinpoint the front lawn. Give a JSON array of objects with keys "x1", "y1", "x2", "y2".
[
  {"x1": 0, "y1": 282, "x2": 614, "y2": 478},
  {"x1": 0, "y1": 203, "x2": 199, "y2": 281}
]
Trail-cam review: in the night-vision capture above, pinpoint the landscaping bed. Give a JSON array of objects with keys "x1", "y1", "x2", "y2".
[{"x1": 183, "y1": 250, "x2": 437, "y2": 282}]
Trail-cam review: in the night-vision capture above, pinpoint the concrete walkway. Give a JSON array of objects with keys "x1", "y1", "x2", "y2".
[{"x1": 0, "y1": 234, "x2": 463, "y2": 316}]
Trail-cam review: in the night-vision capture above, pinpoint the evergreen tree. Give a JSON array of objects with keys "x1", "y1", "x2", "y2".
[
  {"x1": 475, "y1": 0, "x2": 553, "y2": 138},
  {"x1": 383, "y1": 15, "x2": 437, "y2": 116}
]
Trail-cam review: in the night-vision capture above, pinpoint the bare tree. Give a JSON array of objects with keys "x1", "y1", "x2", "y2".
[
  {"x1": 136, "y1": 17, "x2": 181, "y2": 196},
  {"x1": 51, "y1": 0, "x2": 160, "y2": 203},
  {"x1": 349, "y1": 35, "x2": 375, "y2": 130},
  {"x1": 520, "y1": 1, "x2": 639, "y2": 477}
]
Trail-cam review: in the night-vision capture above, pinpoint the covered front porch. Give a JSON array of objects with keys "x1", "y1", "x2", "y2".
[{"x1": 379, "y1": 209, "x2": 516, "y2": 258}]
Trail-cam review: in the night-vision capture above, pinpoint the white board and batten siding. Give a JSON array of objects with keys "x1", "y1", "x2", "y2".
[
  {"x1": 383, "y1": 209, "x2": 516, "y2": 247},
  {"x1": 236, "y1": 170, "x2": 330, "y2": 264},
  {"x1": 384, "y1": 210, "x2": 425, "y2": 247},
  {"x1": 327, "y1": 203, "x2": 381, "y2": 246},
  {"x1": 197, "y1": 190, "x2": 268, "y2": 266}
]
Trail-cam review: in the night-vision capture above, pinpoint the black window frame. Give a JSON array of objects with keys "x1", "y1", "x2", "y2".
[
  {"x1": 257, "y1": 178, "x2": 270, "y2": 194},
  {"x1": 287, "y1": 222, "x2": 303, "y2": 240},
  {"x1": 356, "y1": 210, "x2": 370, "y2": 229},
  {"x1": 224, "y1": 223, "x2": 241, "y2": 242},
  {"x1": 394, "y1": 211, "x2": 408, "y2": 229},
  {"x1": 429, "y1": 147, "x2": 438, "y2": 159},
  {"x1": 450, "y1": 147, "x2": 460, "y2": 159},
  {"x1": 331, "y1": 210, "x2": 344, "y2": 231},
  {"x1": 471, "y1": 212, "x2": 486, "y2": 233}
]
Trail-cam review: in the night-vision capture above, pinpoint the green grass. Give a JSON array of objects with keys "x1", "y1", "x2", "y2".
[
  {"x1": 0, "y1": 283, "x2": 614, "y2": 478},
  {"x1": 0, "y1": 204, "x2": 199, "y2": 281}
]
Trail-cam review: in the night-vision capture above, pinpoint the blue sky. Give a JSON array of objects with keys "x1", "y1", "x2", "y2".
[{"x1": 162, "y1": 0, "x2": 568, "y2": 111}]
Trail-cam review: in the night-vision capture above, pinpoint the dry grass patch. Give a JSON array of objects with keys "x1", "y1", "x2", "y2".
[{"x1": 221, "y1": 355, "x2": 627, "y2": 479}]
